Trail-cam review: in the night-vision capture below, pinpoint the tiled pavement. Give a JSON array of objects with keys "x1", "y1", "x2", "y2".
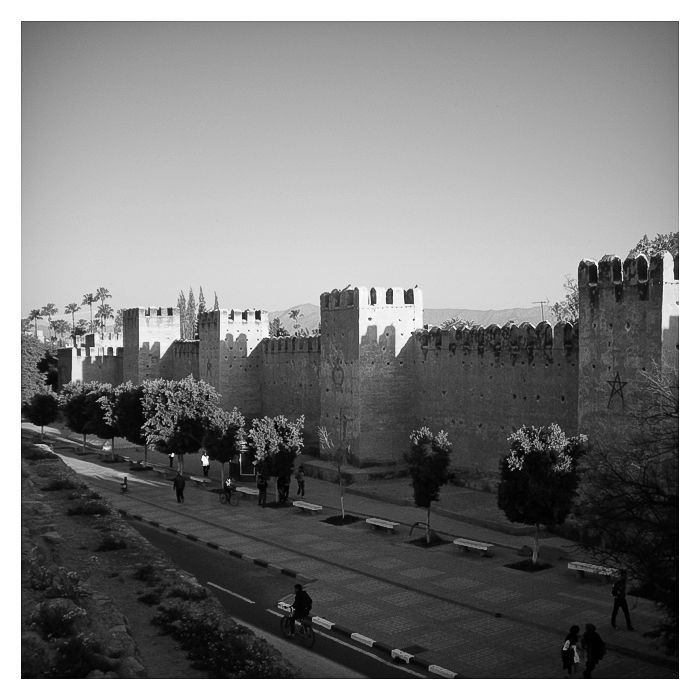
[
  {"x1": 27, "y1": 427, "x2": 677, "y2": 679},
  {"x1": 46, "y1": 448, "x2": 678, "y2": 680}
]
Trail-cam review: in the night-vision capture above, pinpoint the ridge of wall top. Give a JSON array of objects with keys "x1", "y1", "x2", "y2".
[
  {"x1": 261, "y1": 336, "x2": 321, "y2": 353},
  {"x1": 415, "y1": 320, "x2": 577, "y2": 351},
  {"x1": 122, "y1": 307, "x2": 177, "y2": 318}
]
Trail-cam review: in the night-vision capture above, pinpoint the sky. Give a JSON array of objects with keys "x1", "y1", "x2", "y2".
[{"x1": 20, "y1": 20, "x2": 678, "y2": 317}]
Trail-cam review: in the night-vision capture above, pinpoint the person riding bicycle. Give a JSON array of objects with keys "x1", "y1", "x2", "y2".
[{"x1": 291, "y1": 583, "x2": 312, "y2": 629}]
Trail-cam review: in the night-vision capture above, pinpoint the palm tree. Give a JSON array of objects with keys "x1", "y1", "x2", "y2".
[
  {"x1": 64, "y1": 302, "x2": 81, "y2": 344},
  {"x1": 96, "y1": 303, "x2": 114, "y2": 340},
  {"x1": 95, "y1": 287, "x2": 112, "y2": 304},
  {"x1": 51, "y1": 319, "x2": 71, "y2": 345},
  {"x1": 41, "y1": 304, "x2": 58, "y2": 337},
  {"x1": 82, "y1": 293, "x2": 96, "y2": 329},
  {"x1": 113, "y1": 309, "x2": 123, "y2": 338},
  {"x1": 28, "y1": 309, "x2": 43, "y2": 338}
]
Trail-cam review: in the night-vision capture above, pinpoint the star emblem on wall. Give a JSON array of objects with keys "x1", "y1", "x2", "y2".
[{"x1": 607, "y1": 372, "x2": 627, "y2": 409}]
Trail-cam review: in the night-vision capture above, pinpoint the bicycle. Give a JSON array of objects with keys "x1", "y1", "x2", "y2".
[
  {"x1": 219, "y1": 487, "x2": 240, "y2": 506},
  {"x1": 278, "y1": 602, "x2": 315, "y2": 647}
]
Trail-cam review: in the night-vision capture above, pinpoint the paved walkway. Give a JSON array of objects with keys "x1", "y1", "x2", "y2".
[{"x1": 27, "y1": 425, "x2": 678, "y2": 680}]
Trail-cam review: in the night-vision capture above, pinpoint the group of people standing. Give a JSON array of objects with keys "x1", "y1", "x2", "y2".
[
  {"x1": 256, "y1": 466, "x2": 305, "y2": 506},
  {"x1": 561, "y1": 570, "x2": 634, "y2": 678}
]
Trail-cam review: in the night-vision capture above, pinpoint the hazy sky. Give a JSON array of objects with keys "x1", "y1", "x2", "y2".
[{"x1": 21, "y1": 21, "x2": 678, "y2": 316}]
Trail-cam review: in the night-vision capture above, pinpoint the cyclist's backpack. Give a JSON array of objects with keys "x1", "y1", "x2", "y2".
[{"x1": 301, "y1": 590, "x2": 312, "y2": 612}]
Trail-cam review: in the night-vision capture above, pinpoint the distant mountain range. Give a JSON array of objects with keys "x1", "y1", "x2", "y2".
[{"x1": 268, "y1": 304, "x2": 556, "y2": 334}]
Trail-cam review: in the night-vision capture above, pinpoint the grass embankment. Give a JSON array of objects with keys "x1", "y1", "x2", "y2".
[{"x1": 21, "y1": 437, "x2": 298, "y2": 679}]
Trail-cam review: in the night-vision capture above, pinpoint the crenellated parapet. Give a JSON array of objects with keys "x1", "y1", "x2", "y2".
[
  {"x1": 262, "y1": 336, "x2": 321, "y2": 354},
  {"x1": 578, "y1": 252, "x2": 678, "y2": 306},
  {"x1": 320, "y1": 285, "x2": 423, "y2": 310},
  {"x1": 415, "y1": 320, "x2": 578, "y2": 362}
]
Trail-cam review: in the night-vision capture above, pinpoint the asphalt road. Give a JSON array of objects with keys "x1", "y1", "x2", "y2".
[{"x1": 131, "y1": 521, "x2": 426, "y2": 679}]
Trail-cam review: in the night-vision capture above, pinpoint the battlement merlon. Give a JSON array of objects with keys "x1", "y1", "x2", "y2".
[
  {"x1": 320, "y1": 286, "x2": 424, "y2": 311},
  {"x1": 578, "y1": 252, "x2": 678, "y2": 288},
  {"x1": 415, "y1": 320, "x2": 578, "y2": 353},
  {"x1": 122, "y1": 307, "x2": 178, "y2": 320},
  {"x1": 199, "y1": 309, "x2": 269, "y2": 325}
]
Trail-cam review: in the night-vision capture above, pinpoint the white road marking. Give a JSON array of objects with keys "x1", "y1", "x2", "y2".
[
  {"x1": 207, "y1": 581, "x2": 256, "y2": 604},
  {"x1": 265, "y1": 608, "x2": 426, "y2": 678},
  {"x1": 57, "y1": 454, "x2": 166, "y2": 487}
]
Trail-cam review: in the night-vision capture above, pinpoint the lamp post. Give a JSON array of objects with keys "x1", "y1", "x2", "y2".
[{"x1": 234, "y1": 437, "x2": 249, "y2": 480}]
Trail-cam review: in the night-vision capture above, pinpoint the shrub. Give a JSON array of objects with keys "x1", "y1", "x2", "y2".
[
  {"x1": 31, "y1": 599, "x2": 87, "y2": 638},
  {"x1": 96, "y1": 534, "x2": 127, "y2": 552},
  {"x1": 137, "y1": 590, "x2": 162, "y2": 606},
  {"x1": 132, "y1": 564, "x2": 161, "y2": 585},
  {"x1": 40, "y1": 477, "x2": 79, "y2": 491},
  {"x1": 165, "y1": 582, "x2": 208, "y2": 602},
  {"x1": 66, "y1": 500, "x2": 110, "y2": 516},
  {"x1": 53, "y1": 633, "x2": 103, "y2": 679}
]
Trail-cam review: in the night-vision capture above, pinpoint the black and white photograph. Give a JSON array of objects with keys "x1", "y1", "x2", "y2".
[{"x1": 14, "y1": 3, "x2": 687, "y2": 688}]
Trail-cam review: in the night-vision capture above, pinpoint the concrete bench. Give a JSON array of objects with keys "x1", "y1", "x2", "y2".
[
  {"x1": 366, "y1": 517, "x2": 399, "y2": 533},
  {"x1": 236, "y1": 486, "x2": 259, "y2": 497},
  {"x1": 453, "y1": 537, "x2": 494, "y2": 557},
  {"x1": 189, "y1": 476, "x2": 211, "y2": 487},
  {"x1": 292, "y1": 500, "x2": 323, "y2": 513},
  {"x1": 568, "y1": 561, "x2": 618, "y2": 579}
]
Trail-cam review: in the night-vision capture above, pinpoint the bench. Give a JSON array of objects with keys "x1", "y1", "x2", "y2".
[
  {"x1": 453, "y1": 537, "x2": 494, "y2": 557},
  {"x1": 236, "y1": 486, "x2": 259, "y2": 498},
  {"x1": 568, "y1": 561, "x2": 618, "y2": 579},
  {"x1": 292, "y1": 500, "x2": 323, "y2": 513},
  {"x1": 366, "y1": 517, "x2": 399, "y2": 533},
  {"x1": 189, "y1": 476, "x2": 211, "y2": 487}
]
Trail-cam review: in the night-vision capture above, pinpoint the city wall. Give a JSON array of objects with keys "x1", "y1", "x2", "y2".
[{"x1": 58, "y1": 251, "x2": 678, "y2": 477}]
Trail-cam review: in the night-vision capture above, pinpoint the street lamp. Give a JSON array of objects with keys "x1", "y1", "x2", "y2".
[{"x1": 234, "y1": 436, "x2": 249, "y2": 479}]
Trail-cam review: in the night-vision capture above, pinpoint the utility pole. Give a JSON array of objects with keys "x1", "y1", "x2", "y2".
[{"x1": 532, "y1": 300, "x2": 548, "y2": 323}]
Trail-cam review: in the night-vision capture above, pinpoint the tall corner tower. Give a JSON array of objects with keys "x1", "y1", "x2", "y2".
[{"x1": 577, "y1": 251, "x2": 678, "y2": 448}]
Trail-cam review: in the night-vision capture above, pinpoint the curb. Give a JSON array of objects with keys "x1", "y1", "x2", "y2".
[{"x1": 305, "y1": 611, "x2": 462, "y2": 678}]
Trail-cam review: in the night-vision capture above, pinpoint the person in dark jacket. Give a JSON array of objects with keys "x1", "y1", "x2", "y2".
[
  {"x1": 256, "y1": 473, "x2": 268, "y2": 507},
  {"x1": 582, "y1": 623, "x2": 606, "y2": 678},
  {"x1": 292, "y1": 583, "x2": 313, "y2": 623},
  {"x1": 561, "y1": 625, "x2": 580, "y2": 676},
  {"x1": 295, "y1": 466, "x2": 305, "y2": 497},
  {"x1": 173, "y1": 472, "x2": 186, "y2": 503},
  {"x1": 611, "y1": 569, "x2": 634, "y2": 630}
]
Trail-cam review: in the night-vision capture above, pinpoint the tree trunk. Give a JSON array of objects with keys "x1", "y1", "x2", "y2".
[
  {"x1": 111, "y1": 436, "x2": 116, "y2": 461},
  {"x1": 144, "y1": 444, "x2": 148, "y2": 468},
  {"x1": 426, "y1": 504, "x2": 432, "y2": 544},
  {"x1": 532, "y1": 523, "x2": 540, "y2": 565},
  {"x1": 220, "y1": 462, "x2": 225, "y2": 489},
  {"x1": 178, "y1": 454, "x2": 184, "y2": 475},
  {"x1": 40, "y1": 425, "x2": 44, "y2": 437}
]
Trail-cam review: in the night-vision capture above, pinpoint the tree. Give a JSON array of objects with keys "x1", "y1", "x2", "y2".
[
  {"x1": 288, "y1": 309, "x2": 309, "y2": 337},
  {"x1": 50, "y1": 319, "x2": 71, "y2": 346},
  {"x1": 109, "y1": 382, "x2": 149, "y2": 466},
  {"x1": 405, "y1": 427, "x2": 452, "y2": 544},
  {"x1": 204, "y1": 408, "x2": 247, "y2": 487},
  {"x1": 60, "y1": 381, "x2": 113, "y2": 451},
  {"x1": 113, "y1": 309, "x2": 123, "y2": 337},
  {"x1": 82, "y1": 293, "x2": 96, "y2": 329},
  {"x1": 196, "y1": 286, "x2": 207, "y2": 339},
  {"x1": 72, "y1": 319, "x2": 88, "y2": 345},
  {"x1": 41, "y1": 304, "x2": 58, "y2": 336},
  {"x1": 28, "y1": 309, "x2": 43, "y2": 338},
  {"x1": 317, "y1": 425, "x2": 351, "y2": 519},
  {"x1": 628, "y1": 231, "x2": 678, "y2": 258},
  {"x1": 248, "y1": 415, "x2": 305, "y2": 496},
  {"x1": 24, "y1": 392, "x2": 59, "y2": 436},
  {"x1": 440, "y1": 317, "x2": 475, "y2": 329},
  {"x1": 141, "y1": 375, "x2": 224, "y2": 473},
  {"x1": 551, "y1": 275, "x2": 579, "y2": 324},
  {"x1": 213, "y1": 291, "x2": 219, "y2": 311},
  {"x1": 269, "y1": 317, "x2": 290, "y2": 338},
  {"x1": 184, "y1": 288, "x2": 197, "y2": 340},
  {"x1": 96, "y1": 303, "x2": 114, "y2": 339},
  {"x1": 177, "y1": 290, "x2": 187, "y2": 338},
  {"x1": 576, "y1": 366, "x2": 678, "y2": 653},
  {"x1": 95, "y1": 287, "x2": 112, "y2": 304},
  {"x1": 497, "y1": 424, "x2": 586, "y2": 565},
  {"x1": 64, "y1": 302, "x2": 81, "y2": 342},
  {"x1": 21, "y1": 334, "x2": 49, "y2": 405}
]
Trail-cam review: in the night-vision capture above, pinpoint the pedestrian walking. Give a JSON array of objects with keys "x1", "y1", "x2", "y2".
[
  {"x1": 581, "y1": 623, "x2": 606, "y2": 678},
  {"x1": 295, "y1": 466, "x2": 305, "y2": 497},
  {"x1": 611, "y1": 569, "x2": 634, "y2": 630},
  {"x1": 561, "y1": 625, "x2": 580, "y2": 677},
  {"x1": 201, "y1": 451, "x2": 210, "y2": 477},
  {"x1": 173, "y1": 472, "x2": 186, "y2": 503},
  {"x1": 169, "y1": 452, "x2": 175, "y2": 469},
  {"x1": 257, "y1": 472, "x2": 267, "y2": 507}
]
